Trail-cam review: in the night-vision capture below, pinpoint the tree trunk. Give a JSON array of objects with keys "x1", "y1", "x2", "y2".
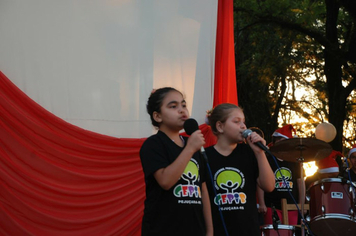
[{"x1": 324, "y1": 0, "x2": 345, "y2": 152}]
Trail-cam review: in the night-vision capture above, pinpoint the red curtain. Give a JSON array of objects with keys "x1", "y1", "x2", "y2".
[
  {"x1": 214, "y1": 0, "x2": 238, "y2": 107},
  {"x1": 0, "y1": 71, "x2": 145, "y2": 236},
  {"x1": 0, "y1": 1, "x2": 237, "y2": 235},
  {"x1": 201, "y1": 0, "x2": 238, "y2": 147}
]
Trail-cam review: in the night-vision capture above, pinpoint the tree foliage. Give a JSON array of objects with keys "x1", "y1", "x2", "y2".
[{"x1": 234, "y1": 0, "x2": 356, "y2": 152}]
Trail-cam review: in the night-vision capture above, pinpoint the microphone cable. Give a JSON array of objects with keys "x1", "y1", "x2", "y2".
[
  {"x1": 184, "y1": 118, "x2": 229, "y2": 235},
  {"x1": 202, "y1": 151, "x2": 229, "y2": 236}
]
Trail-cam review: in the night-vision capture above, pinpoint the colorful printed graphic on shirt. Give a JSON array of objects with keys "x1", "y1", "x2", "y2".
[
  {"x1": 174, "y1": 159, "x2": 202, "y2": 201},
  {"x1": 274, "y1": 167, "x2": 293, "y2": 190},
  {"x1": 213, "y1": 167, "x2": 247, "y2": 209}
]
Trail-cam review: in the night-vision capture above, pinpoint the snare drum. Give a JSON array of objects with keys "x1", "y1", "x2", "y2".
[
  {"x1": 261, "y1": 224, "x2": 298, "y2": 236},
  {"x1": 307, "y1": 178, "x2": 356, "y2": 235}
]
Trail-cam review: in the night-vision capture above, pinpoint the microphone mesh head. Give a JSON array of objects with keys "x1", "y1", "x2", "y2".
[
  {"x1": 184, "y1": 118, "x2": 199, "y2": 135},
  {"x1": 242, "y1": 129, "x2": 252, "y2": 138}
]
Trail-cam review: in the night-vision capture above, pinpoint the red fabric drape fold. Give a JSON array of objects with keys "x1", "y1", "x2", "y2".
[
  {"x1": 214, "y1": 0, "x2": 238, "y2": 107},
  {"x1": 181, "y1": 123, "x2": 217, "y2": 148},
  {"x1": 204, "y1": 0, "x2": 238, "y2": 146},
  {"x1": 0, "y1": 71, "x2": 145, "y2": 235}
]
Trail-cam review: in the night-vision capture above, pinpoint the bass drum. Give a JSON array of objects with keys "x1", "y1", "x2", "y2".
[
  {"x1": 307, "y1": 178, "x2": 356, "y2": 235},
  {"x1": 261, "y1": 224, "x2": 299, "y2": 236}
]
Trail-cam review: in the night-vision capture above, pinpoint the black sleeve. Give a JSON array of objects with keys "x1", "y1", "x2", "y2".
[{"x1": 140, "y1": 136, "x2": 170, "y2": 179}]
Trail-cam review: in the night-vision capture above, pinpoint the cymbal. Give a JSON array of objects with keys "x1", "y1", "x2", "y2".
[{"x1": 269, "y1": 138, "x2": 332, "y2": 162}]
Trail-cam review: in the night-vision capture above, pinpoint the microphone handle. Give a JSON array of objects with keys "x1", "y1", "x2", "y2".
[
  {"x1": 255, "y1": 141, "x2": 269, "y2": 152},
  {"x1": 243, "y1": 130, "x2": 270, "y2": 153}
]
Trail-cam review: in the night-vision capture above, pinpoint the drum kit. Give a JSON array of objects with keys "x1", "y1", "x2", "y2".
[{"x1": 260, "y1": 138, "x2": 356, "y2": 236}]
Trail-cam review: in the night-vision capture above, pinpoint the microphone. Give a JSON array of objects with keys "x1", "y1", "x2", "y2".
[
  {"x1": 183, "y1": 118, "x2": 200, "y2": 135},
  {"x1": 242, "y1": 129, "x2": 269, "y2": 153},
  {"x1": 184, "y1": 118, "x2": 207, "y2": 159}
]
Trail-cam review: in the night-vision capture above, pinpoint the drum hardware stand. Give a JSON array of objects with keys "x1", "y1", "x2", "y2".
[
  {"x1": 286, "y1": 142, "x2": 314, "y2": 236},
  {"x1": 272, "y1": 205, "x2": 281, "y2": 231},
  {"x1": 297, "y1": 147, "x2": 307, "y2": 236}
]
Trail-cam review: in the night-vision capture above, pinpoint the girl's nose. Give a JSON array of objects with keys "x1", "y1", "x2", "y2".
[{"x1": 178, "y1": 106, "x2": 184, "y2": 113}]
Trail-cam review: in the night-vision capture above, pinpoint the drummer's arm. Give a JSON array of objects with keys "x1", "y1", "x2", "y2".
[{"x1": 257, "y1": 186, "x2": 267, "y2": 213}]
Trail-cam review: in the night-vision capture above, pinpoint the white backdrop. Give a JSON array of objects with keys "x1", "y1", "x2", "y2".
[{"x1": 0, "y1": 0, "x2": 217, "y2": 138}]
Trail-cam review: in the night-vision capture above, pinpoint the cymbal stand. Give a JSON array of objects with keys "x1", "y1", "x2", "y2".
[
  {"x1": 296, "y1": 144, "x2": 314, "y2": 236},
  {"x1": 297, "y1": 149, "x2": 306, "y2": 236}
]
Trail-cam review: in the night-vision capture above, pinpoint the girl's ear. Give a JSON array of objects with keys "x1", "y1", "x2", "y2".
[
  {"x1": 153, "y1": 111, "x2": 162, "y2": 124},
  {"x1": 216, "y1": 121, "x2": 224, "y2": 134}
]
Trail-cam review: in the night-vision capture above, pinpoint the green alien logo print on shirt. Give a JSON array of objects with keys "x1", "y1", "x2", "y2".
[
  {"x1": 275, "y1": 167, "x2": 293, "y2": 190},
  {"x1": 213, "y1": 167, "x2": 247, "y2": 210},
  {"x1": 173, "y1": 159, "x2": 202, "y2": 204}
]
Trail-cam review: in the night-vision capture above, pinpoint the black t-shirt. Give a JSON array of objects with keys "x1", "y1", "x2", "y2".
[
  {"x1": 264, "y1": 157, "x2": 301, "y2": 209},
  {"x1": 205, "y1": 143, "x2": 260, "y2": 236},
  {"x1": 349, "y1": 169, "x2": 356, "y2": 183},
  {"x1": 140, "y1": 131, "x2": 206, "y2": 236}
]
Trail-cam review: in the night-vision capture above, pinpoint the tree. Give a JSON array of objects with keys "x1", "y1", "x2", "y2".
[{"x1": 234, "y1": 0, "x2": 356, "y2": 152}]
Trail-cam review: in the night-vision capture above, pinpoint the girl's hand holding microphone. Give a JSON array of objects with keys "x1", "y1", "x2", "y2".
[{"x1": 186, "y1": 130, "x2": 205, "y2": 153}]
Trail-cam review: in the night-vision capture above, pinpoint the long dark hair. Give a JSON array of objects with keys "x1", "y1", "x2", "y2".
[{"x1": 146, "y1": 87, "x2": 182, "y2": 127}]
